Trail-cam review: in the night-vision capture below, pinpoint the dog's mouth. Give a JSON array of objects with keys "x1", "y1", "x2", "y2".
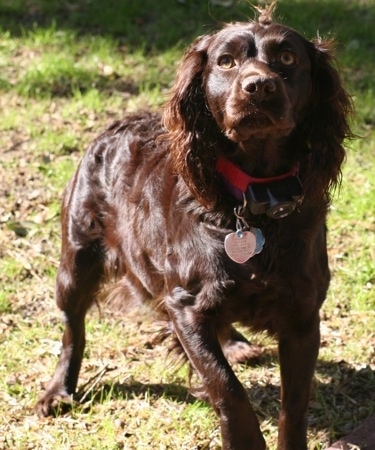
[{"x1": 225, "y1": 107, "x2": 295, "y2": 142}]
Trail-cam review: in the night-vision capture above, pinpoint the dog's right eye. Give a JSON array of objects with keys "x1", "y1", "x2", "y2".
[{"x1": 218, "y1": 54, "x2": 235, "y2": 69}]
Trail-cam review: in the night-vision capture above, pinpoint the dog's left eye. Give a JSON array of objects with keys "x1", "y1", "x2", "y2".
[
  {"x1": 218, "y1": 54, "x2": 235, "y2": 69},
  {"x1": 278, "y1": 51, "x2": 297, "y2": 66}
]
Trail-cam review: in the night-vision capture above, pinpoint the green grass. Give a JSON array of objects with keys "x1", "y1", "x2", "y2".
[{"x1": 0, "y1": 1, "x2": 374, "y2": 449}]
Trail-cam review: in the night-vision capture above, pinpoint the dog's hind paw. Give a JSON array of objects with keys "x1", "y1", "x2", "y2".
[
  {"x1": 35, "y1": 389, "x2": 74, "y2": 418},
  {"x1": 220, "y1": 326, "x2": 263, "y2": 365}
]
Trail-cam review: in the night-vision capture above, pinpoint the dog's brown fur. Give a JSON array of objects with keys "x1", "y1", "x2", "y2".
[{"x1": 36, "y1": 5, "x2": 352, "y2": 449}]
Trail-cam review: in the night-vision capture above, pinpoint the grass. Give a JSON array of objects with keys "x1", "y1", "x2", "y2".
[{"x1": 0, "y1": 0, "x2": 374, "y2": 449}]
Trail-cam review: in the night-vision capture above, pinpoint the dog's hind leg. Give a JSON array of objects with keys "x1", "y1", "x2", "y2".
[{"x1": 36, "y1": 175, "x2": 106, "y2": 417}]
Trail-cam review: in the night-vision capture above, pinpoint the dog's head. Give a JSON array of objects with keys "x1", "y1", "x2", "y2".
[
  {"x1": 203, "y1": 23, "x2": 312, "y2": 143},
  {"x1": 164, "y1": 5, "x2": 353, "y2": 208}
]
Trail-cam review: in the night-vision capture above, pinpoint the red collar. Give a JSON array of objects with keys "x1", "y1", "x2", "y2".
[{"x1": 216, "y1": 156, "x2": 299, "y2": 201}]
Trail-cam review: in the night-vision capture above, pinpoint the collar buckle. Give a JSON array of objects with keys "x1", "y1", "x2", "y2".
[{"x1": 216, "y1": 157, "x2": 304, "y2": 219}]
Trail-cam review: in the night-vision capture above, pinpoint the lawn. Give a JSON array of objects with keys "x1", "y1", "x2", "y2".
[{"x1": 0, "y1": 1, "x2": 374, "y2": 449}]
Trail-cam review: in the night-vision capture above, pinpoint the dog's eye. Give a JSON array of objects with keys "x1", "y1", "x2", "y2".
[
  {"x1": 278, "y1": 51, "x2": 297, "y2": 66},
  {"x1": 218, "y1": 54, "x2": 235, "y2": 69}
]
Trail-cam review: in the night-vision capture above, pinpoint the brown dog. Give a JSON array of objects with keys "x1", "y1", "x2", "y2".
[{"x1": 36, "y1": 4, "x2": 352, "y2": 449}]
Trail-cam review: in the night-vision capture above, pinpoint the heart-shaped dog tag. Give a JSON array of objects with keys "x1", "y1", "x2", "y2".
[{"x1": 224, "y1": 230, "x2": 257, "y2": 264}]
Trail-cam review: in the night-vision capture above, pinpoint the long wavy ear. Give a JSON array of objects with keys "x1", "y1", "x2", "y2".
[
  {"x1": 305, "y1": 38, "x2": 354, "y2": 200},
  {"x1": 163, "y1": 34, "x2": 220, "y2": 208}
]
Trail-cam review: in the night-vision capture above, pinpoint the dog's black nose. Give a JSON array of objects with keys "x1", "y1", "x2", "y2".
[{"x1": 242, "y1": 76, "x2": 276, "y2": 99}]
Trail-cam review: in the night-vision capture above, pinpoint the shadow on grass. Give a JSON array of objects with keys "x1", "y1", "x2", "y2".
[
  {"x1": 311, "y1": 361, "x2": 375, "y2": 436},
  {"x1": 74, "y1": 355, "x2": 374, "y2": 442},
  {"x1": 78, "y1": 380, "x2": 197, "y2": 406},
  {"x1": 0, "y1": 0, "x2": 374, "y2": 52},
  {"x1": 1, "y1": 1, "x2": 374, "y2": 99}
]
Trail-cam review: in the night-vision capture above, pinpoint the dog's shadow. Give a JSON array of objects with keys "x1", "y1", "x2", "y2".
[
  {"x1": 77, "y1": 379, "x2": 198, "y2": 407},
  {"x1": 75, "y1": 353, "x2": 375, "y2": 443}
]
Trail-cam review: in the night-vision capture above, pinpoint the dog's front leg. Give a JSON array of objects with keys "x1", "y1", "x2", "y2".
[
  {"x1": 166, "y1": 288, "x2": 266, "y2": 450},
  {"x1": 277, "y1": 315, "x2": 321, "y2": 450}
]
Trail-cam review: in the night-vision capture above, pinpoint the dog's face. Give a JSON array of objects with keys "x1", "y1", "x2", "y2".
[{"x1": 203, "y1": 23, "x2": 314, "y2": 142}]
